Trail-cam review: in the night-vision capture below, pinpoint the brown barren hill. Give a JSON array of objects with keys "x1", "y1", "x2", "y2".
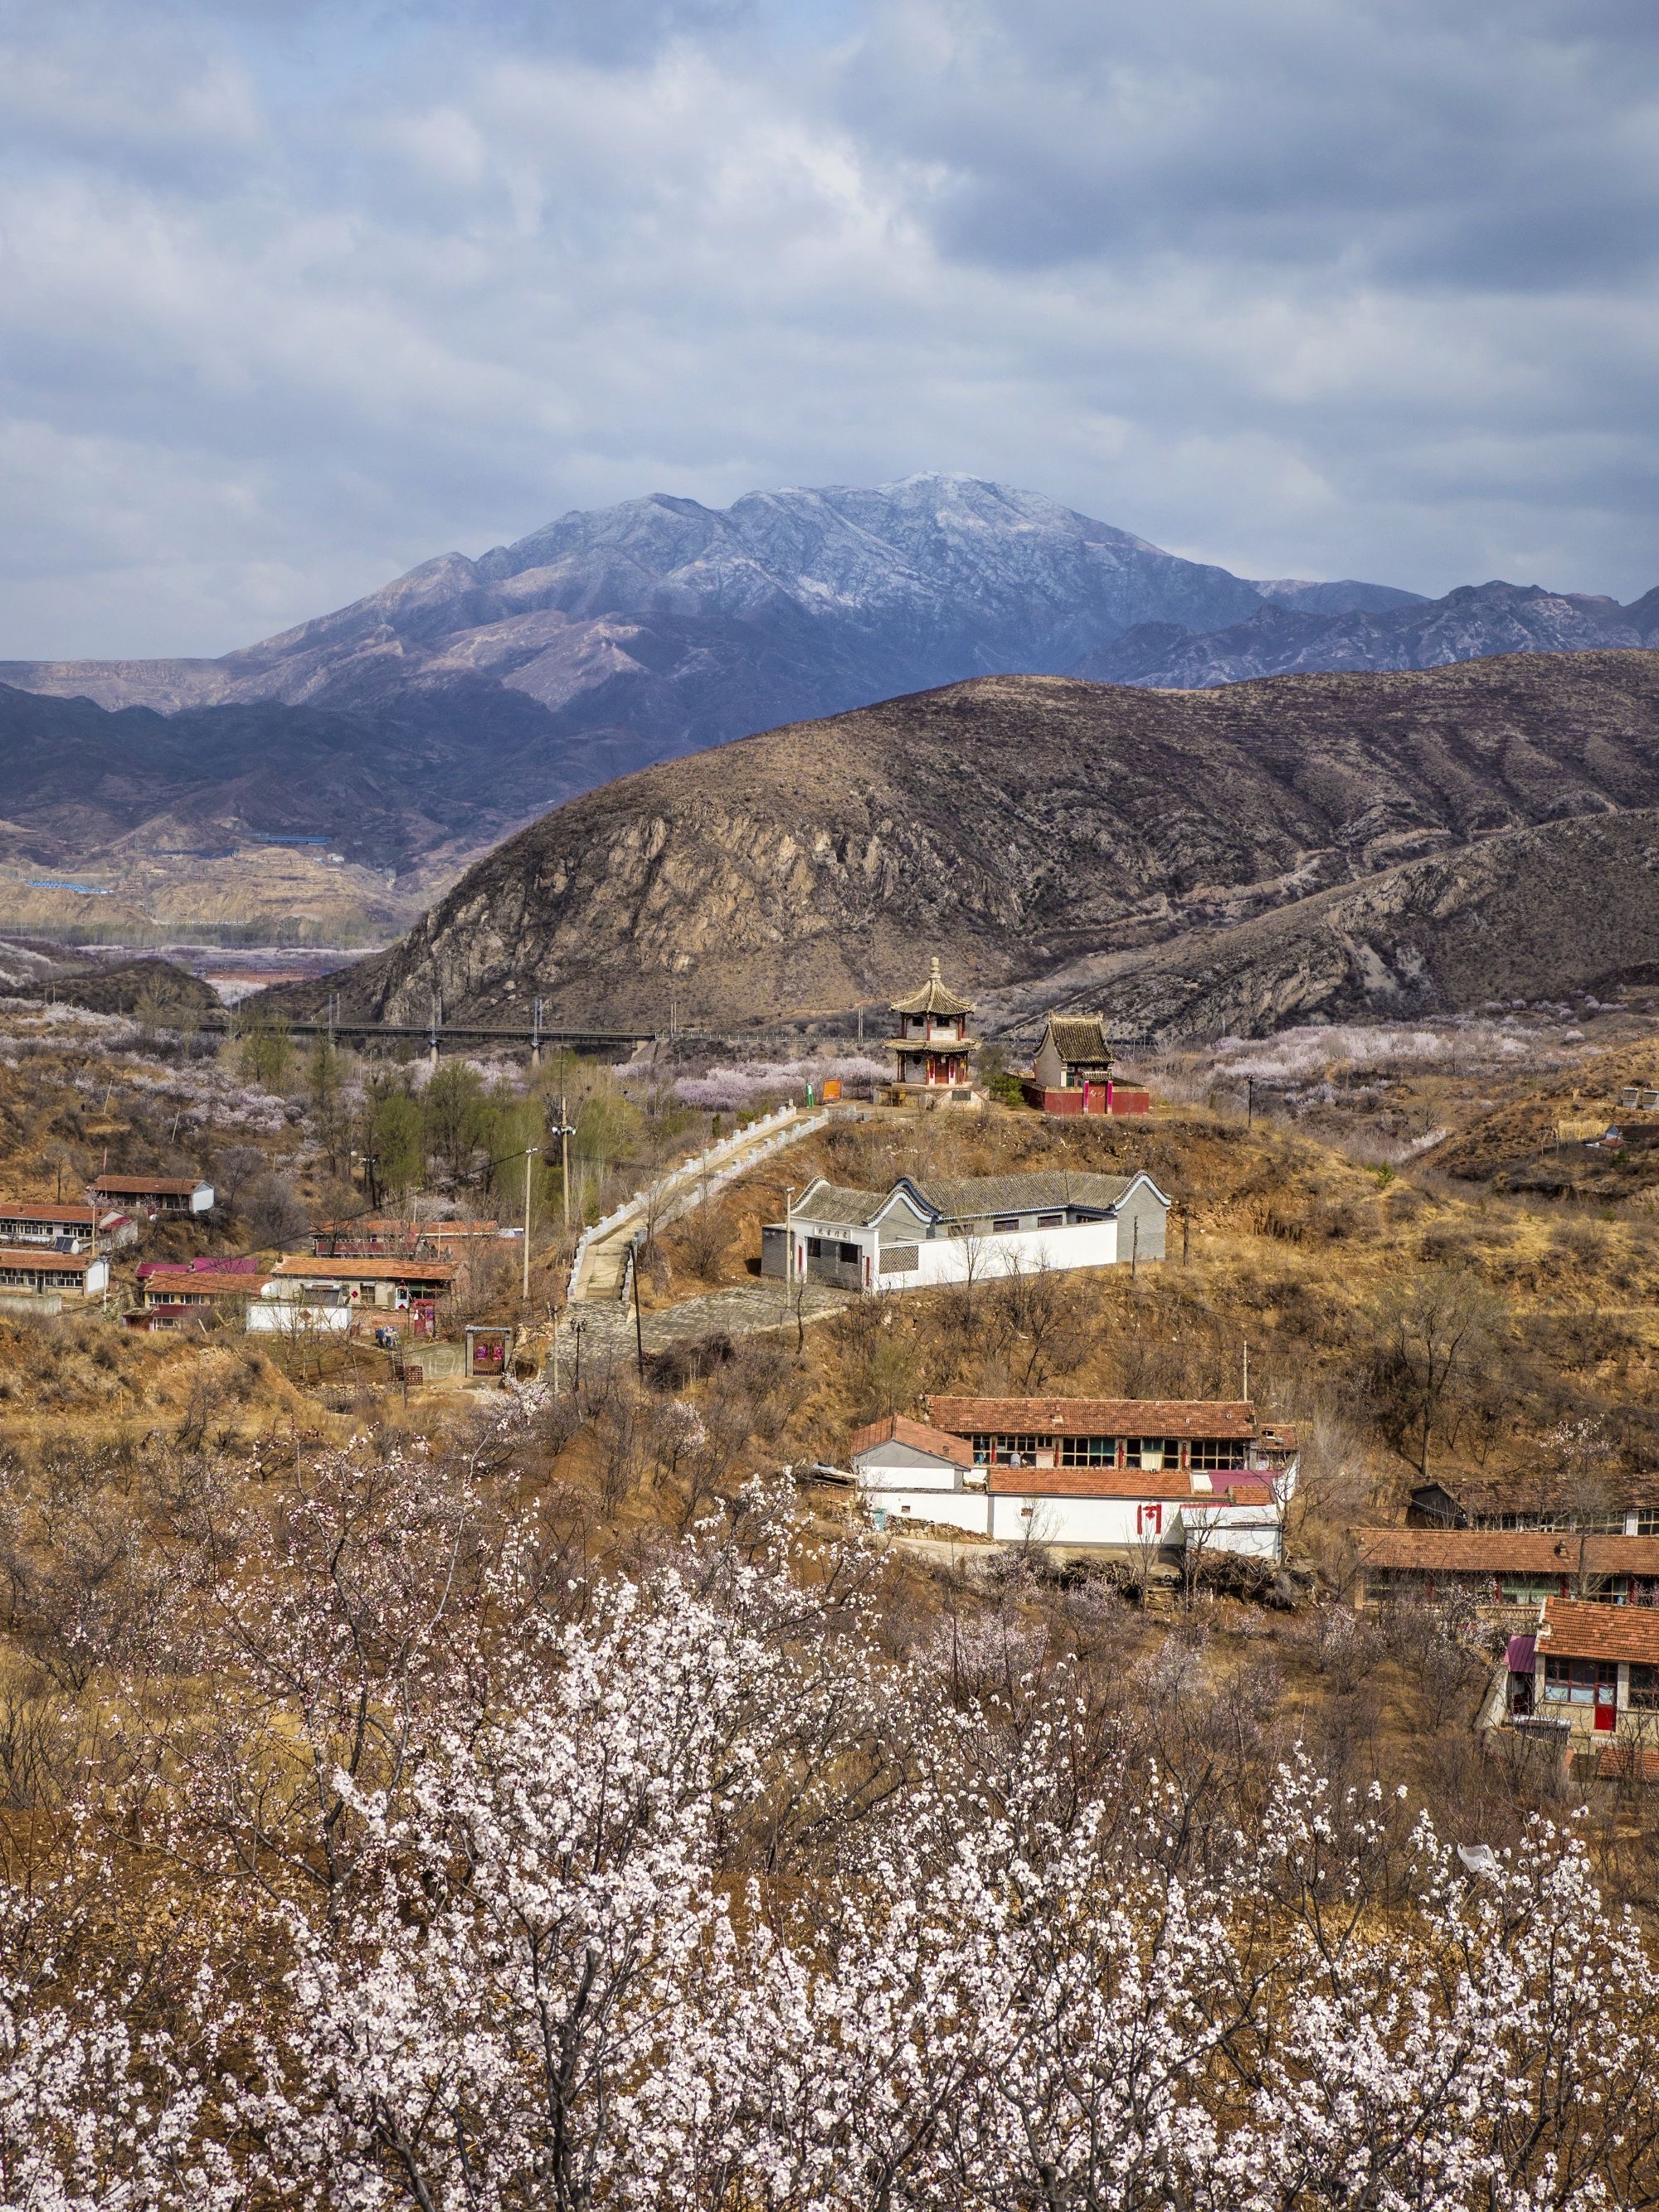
[{"x1": 255, "y1": 652, "x2": 1659, "y2": 1033}]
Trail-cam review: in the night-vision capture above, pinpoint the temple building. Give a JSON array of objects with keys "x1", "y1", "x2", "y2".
[
  {"x1": 888, "y1": 958, "x2": 978, "y2": 1105},
  {"x1": 1023, "y1": 1011, "x2": 1151, "y2": 1116}
]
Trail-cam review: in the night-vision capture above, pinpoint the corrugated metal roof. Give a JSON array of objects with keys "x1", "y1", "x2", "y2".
[{"x1": 929, "y1": 1395, "x2": 1265, "y2": 1441}]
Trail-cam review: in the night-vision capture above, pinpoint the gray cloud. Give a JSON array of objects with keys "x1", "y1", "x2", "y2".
[{"x1": 0, "y1": 0, "x2": 1655, "y2": 655}]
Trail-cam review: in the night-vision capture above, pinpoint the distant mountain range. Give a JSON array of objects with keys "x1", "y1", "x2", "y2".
[
  {"x1": 1077, "y1": 579, "x2": 1659, "y2": 688},
  {"x1": 254, "y1": 651, "x2": 1659, "y2": 1040},
  {"x1": 0, "y1": 474, "x2": 1651, "y2": 938}
]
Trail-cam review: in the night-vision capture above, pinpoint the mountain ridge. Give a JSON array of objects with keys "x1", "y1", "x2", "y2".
[{"x1": 251, "y1": 650, "x2": 1659, "y2": 1038}]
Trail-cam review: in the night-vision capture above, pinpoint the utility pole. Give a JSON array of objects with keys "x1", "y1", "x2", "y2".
[
  {"x1": 631, "y1": 1238, "x2": 645, "y2": 1378},
  {"x1": 1243, "y1": 1339, "x2": 1250, "y2": 1402},
  {"x1": 1131, "y1": 1217, "x2": 1139, "y2": 1279},
  {"x1": 521, "y1": 1145, "x2": 538, "y2": 1303},
  {"x1": 1247, "y1": 1075, "x2": 1254, "y2": 1127},
  {"x1": 430, "y1": 991, "x2": 441, "y2": 1068}
]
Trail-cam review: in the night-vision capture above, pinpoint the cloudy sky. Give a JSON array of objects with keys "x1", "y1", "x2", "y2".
[{"x1": 2, "y1": 0, "x2": 1656, "y2": 656}]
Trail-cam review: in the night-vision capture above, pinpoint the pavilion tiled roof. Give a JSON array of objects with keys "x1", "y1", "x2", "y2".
[
  {"x1": 888, "y1": 957, "x2": 975, "y2": 1018},
  {"x1": 1538, "y1": 1597, "x2": 1659, "y2": 1666},
  {"x1": 928, "y1": 1396, "x2": 1268, "y2": 1441},
  {"x1": 849, "y1": 1413, "x2": 975, "y2": 1471}
]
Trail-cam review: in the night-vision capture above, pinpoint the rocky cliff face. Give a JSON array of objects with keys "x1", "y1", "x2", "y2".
[
  {"x1": 260, "y1": 651, "x2": 1659, "y2": 1036},
  {"x1": 1038, "y1": 810, "x2": 1659, "y2": 1043},
  {"x1": 1077, "y1": 581, "x2": 1659, "y2": 688}
]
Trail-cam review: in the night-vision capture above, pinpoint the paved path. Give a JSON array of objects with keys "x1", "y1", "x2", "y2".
[
  {"x1": 569, "y1": 1104, "x2": 830, "y2": 1304},
  {"x1": 548, "y1": 1277, "x2": 854, "y2": 1373}
]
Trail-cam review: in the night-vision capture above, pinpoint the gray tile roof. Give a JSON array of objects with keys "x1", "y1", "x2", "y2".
[
  {"x1": 1044, "y1": 1013, "x2": 1113, "y2": 1067},
  {"x1": 913, "y1": 1171, "x2": 1138, "y2": 1219},
  {"x1": 791, "y1": 1179, "x2": 889, "y2": 1227}
]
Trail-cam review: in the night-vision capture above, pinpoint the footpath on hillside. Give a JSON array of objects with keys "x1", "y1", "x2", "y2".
[{"x1": 548, "y1": 1102, "x2": 849, "y2": 1373}]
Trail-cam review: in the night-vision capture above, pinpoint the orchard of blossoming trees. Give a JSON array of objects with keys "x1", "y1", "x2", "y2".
[{"x1": 0, "y1": 1398, "x2": 1652, "y2": 2212}]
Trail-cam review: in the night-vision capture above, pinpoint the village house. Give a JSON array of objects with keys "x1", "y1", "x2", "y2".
[
  {"x1": 90, "y1": 1174, "x2": 214, "y2": 1217},
  {"x1": 761, "y1": 1169, "x2": 1170, "y2": 1291},
  {"x1": 309, "y1": 1217, "x2": 503, "y2": 1258},
  {"x1": 849, "y1": 1397, "x2": 1297, "y2": 1559},
  {"x1": 1021, "y1": 1012, "x2": 1151, "y2": 1117},
  {"x1": 1406, "y1": 1473, "x2": 1659, "y2": 1536},
  {"x1": 0, "y1": 1247, "x2": 109, "y2": 1309},
  {"x1": 0, "y1": 1199, "x2": 124, "y2": 1251},
  {"x1": 1505, "y1": 1597, "x2": 1659, "y2": 1748},
  {"x1": 129, "y1": 1266, "x2": 275, "y2": 1331},
  {"x1": 886, "y1": 959, "x2": 980, "y2": 1106},
  {"x1": 264, "y1": 1254, "x2": 455, "y2": 1334},
  {"x1": 1355, "y1": 1527, "x2": 1659, "y2": 1611}
]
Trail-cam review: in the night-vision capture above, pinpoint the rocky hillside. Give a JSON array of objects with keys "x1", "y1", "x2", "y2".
[
  {"x1": 1077, "y1": 580, "x2": 1659, "y2": 688},
  {"x1": 257, "y1": 651, "x2": 1659, "y2": 1036},
  {"x1": 1051, "y1": 811, "x2": 1659, "y2": 1043}
]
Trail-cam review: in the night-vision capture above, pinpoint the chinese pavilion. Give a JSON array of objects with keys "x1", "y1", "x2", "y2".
[{"x1": 888, "y1": 957, "x2": 980, "y2": 1105}]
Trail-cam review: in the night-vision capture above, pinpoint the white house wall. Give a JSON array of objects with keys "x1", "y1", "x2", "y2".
[
  {"x1": 884, "y1": 1218, "x2": 1120, "y2": 1287},
  {"x1": 854, "y1": 1442, "x2": 965, "y2": 1492},
  {"x1": 868, "y1": 1488, "x2": 991, "y2": 1537}
]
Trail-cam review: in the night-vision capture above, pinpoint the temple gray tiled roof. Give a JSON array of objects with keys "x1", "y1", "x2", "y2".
[{"x1": 1044, "y1": 1013, "x2": 1113, "y2": 1067}]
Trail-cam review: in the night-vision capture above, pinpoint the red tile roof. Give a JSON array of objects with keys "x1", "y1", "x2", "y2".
[
  {"x1": 1357, "y1": 1529, "x2": 1659, "y2": 1575},
  {"x1": 0, "y1": 1200, "x2": 100, "y2": 1225},
  {"x1": 849, "y1": 1413, "x2": 975, "y2": 1471},
  {"x1": 141, "y1": 1271, "x2": 270, "y2": 1300},
  {"x1": 1538, "y1": 1597, "x2": 1659, "y2": 1665},
  {"x1": 985, "y1": 1467, "x2": 1277, "y2": 1501},
  {"x1": 928, "y1": 1395, "x2": 1271, "y2": 1442},
  {"x1": 273, "y1": 1256, "x2": 456, "y2": 1284},
  {"x1": 90, "y1": 1176, "x2": 205, "y2": 1196},
  {"x1": 0, "y1": 1247, "x2": 98, "y2": 1272}
]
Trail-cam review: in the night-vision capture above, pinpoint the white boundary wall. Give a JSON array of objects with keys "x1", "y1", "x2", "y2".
[{"x1": 570, "y1": 1105, "x2": 831, "y2": 1303}]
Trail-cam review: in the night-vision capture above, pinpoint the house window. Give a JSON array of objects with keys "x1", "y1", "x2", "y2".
[
  {"x1": 992, "y1": 1216, "x2": 1019, "y2": 1233},
  {"x1": 1036, "y1": 1212, "x2": 1064, "y2": 1228},
  {"x1": 1542, "y1": 1656, "x2": 1616, "y2": 1706},
  {"x1": 1630, "y1": 1665, "x2": 1659, "y2": 1710},
  {"x1": 1190, "y1": 1438, "x2": 1248, "y2": 1471},
  {"x1": 1127, "y1": 1437, "x2": 1179, "y2": 1471},
  {"x1": 984, "y1": 1433, "x2": 1048, "y2": 1464},
  {"x1": 1060, "y1": 1436, "x2": 1117, "y2": 1466},
  {"x1": 1636, "y1": 1511, "x2": 1659, "y2": 1536}
]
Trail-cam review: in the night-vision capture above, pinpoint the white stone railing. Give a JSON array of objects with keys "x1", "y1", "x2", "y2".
[{"x1": 568, "y1": 1103, "x2": 835, "y2": 1303}]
